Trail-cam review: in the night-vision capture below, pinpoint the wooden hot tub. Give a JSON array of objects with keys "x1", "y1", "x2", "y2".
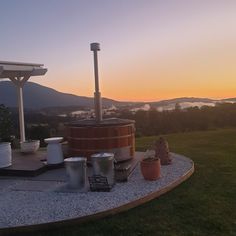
[{"x1": 66, "y1": 118, "x2": 135, "y2": 162}]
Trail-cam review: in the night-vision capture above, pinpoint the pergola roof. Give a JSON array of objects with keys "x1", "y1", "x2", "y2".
[
  {"x1": 0, "y1": 61, "x2": 47, "y2": 78},
  {"x1": 0, "y1": 60, "x2": 48, "y2": 142}
]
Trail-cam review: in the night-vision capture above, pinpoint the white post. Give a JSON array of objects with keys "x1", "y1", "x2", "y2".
[
  {"x1": 17, "y1": 83, "x2": 25, "y2": 142},
  {"x1": 10, "y1": 76, "x2": 29, "y2": 142}
]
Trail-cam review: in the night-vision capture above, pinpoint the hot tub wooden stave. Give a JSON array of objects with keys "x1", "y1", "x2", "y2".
[{"x1": 66, "y1": 119, "x2": 135, "y2": 161}]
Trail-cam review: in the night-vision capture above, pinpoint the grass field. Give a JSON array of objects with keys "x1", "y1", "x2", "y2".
[{"x1": 26, "y1": 129, "x2": 236, "y2": 236}]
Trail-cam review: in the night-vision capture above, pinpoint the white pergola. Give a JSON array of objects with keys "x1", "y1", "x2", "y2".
[{"x1": 0, "y1": 61, "x2": 47, "y2": 142}]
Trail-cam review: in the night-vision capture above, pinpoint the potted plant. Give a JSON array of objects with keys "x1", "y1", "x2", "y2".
[
  {"x1": 20, "y1": 139, "x2": 40, "y2": 153},
  {"x1": 140, "y1": 149, "x2": 161, "y2": 181}
]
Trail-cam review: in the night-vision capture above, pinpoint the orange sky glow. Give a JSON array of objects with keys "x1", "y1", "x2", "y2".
[{"x1": 1, "y1": 1, "x2": 236, "y2": 102}]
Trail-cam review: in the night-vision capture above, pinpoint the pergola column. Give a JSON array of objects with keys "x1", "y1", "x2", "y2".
[
  {"x1": 9, "y1": 76, "x2": 30, "y2": 142},
  {"x1": 17, "y1": 83, "x2": 25, "y2": 142},
  {"x1": 0, "y1": 61, "x2": 47, "y2": 143}
]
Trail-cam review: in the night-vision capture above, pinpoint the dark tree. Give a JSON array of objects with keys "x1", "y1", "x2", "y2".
[{"x1": 0, "y1": 104, "x2": 13, "y2": 142}]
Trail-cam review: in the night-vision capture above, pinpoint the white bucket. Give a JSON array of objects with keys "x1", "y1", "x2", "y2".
[{"x1": 0, "y1": 142, "x2": 12, "y2": 168}]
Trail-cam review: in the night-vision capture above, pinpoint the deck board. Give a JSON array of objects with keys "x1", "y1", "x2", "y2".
[{"x1": 0, "y1": 150, "x2": 47, "y2": 177}]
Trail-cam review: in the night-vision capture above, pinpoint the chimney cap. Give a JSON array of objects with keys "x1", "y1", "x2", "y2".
[{"x1": 90, "y1": 43, "x2": 100, "y2": 51}]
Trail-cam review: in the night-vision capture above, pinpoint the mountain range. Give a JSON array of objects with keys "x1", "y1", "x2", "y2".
[
  {"x1": 0, "y1": 81, "x2": 235, "y2": 110},
  {"x1": 0, "y1": 81, "x2": 123, "y2": 109}
]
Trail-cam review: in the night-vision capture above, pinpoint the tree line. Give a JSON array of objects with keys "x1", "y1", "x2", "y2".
[
  {"x1": 2, "y1": 103, "x2": 236, "y2": 143},
  {"x1": 118, "y1": 103, "x2": 236, "y2": 136}
]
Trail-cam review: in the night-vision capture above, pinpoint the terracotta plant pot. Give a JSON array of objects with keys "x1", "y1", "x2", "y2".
[{"x1": 140, "y1": 157, "x2": 161, "y2": 181}]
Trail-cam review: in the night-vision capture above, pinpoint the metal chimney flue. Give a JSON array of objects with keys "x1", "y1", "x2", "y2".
[{"x1": 90, "y1": 42, "x2": 102, "y2": 123}]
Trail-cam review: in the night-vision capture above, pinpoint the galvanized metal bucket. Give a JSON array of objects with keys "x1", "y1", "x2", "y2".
[
  {"x1": 64, "y1": 157, "x2": 87, "y2": 189},
  {"x1": 91, "y1": 153, "x2": 115, "y2": 186}
]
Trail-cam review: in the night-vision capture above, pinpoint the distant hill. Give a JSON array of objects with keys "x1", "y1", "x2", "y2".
[
  {"x1": 0, "y1": 81, "x2": 235, "y2": 110},
  {"x1": 0, "y1": 81, "x2": 123, "y2": 109},
  {"x1": 222, "y1": 98, "x2": 236, "y2": 102},
  {"x1": 149, "y1": 97, "x2": 215, "y2": 106}
]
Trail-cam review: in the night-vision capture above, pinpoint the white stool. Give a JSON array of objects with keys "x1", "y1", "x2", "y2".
[{"x1": 44, "y1": 137, "x2": 64, "y2": 164}]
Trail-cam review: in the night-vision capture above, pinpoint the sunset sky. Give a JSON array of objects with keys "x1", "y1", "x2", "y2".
[{"x1": 1, "y1": 0, "x2": 236, "y2": 101}]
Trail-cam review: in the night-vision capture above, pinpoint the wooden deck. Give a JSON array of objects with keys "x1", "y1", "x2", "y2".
[
  {"x1": 0, "y1": 150, "x2": 64, "y2": 177},
  {"x1": 0, "y1": 149, "x2": 139, "y2": 179}
]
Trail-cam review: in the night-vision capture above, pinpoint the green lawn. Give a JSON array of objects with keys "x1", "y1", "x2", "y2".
[{"x1": 27, "y1": 129, "x2": 236, "y2": 236}]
